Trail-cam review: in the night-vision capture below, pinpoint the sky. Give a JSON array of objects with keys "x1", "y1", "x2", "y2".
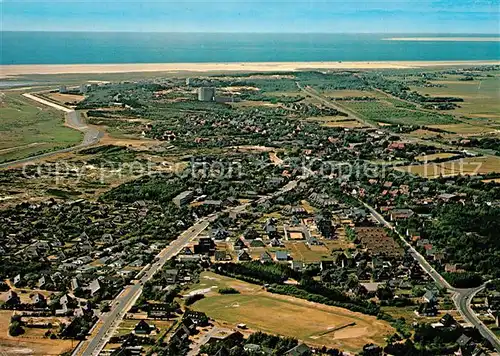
[{"x1": 2, "y1": 0, "x2": 500, "y2": 33}]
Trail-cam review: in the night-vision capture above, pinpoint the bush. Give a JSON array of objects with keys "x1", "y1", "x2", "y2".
[
  {"x1": 9, "y1": 321, "x2": 24, "y2": 336},
  {"x1": 185, "y1": 294, "x2": 205, "y2": 306},
  {"x1": 218, "y1": 287, "x2": 240, "y2": 295}
]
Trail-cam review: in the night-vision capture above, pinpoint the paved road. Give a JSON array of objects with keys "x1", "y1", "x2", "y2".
[
  {"x1": 187, "y1": 327, "x2": 222, "y2": 356},
  {"x1": 296, "y1": 82, "x2": 377, "y2": 129},
  {"x1": 78, "y1": 178, "x2": 302, "y2": 356},
  {"x1": 363, "y1": 202, "x2": 500, "y2": 352},
  {"x1": 0, "y1": 93, "x2": 103, "y2": 169},
  {"x1": 454, "y1": 285, "x2": 500, "y2": 351},
  {"x1": 78, "y1": 220, "x2": 210, "y2": 356}
]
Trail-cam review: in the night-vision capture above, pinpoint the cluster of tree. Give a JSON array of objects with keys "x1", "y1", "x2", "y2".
[
  {"x1": 363, "y1": 74, "x2": 465, "y2": 108},
  {"x1": 76, "y1": 82, "x2": 165, "y2": 109},
  {"x1": 268, "y1": 283, "x2": 380, "y2": 316},
  {"x1": 214, "y1": 261, "x2": 298, "y2": 285},
  {"x1": 459, "y1": 137, "x2": 500, "y2": 155},
  {"x1": 214, "y1": 263, "x2": 380, "y2": 316},
  {"x1": 398, "y1": 203, "x2": 500, "y2": 284},
  {"x1": 442, "y1": 272, "x2": 483, "y2": 289},
  {"x1": 9, "y1": 315, "x2": 24, "y2": 336}
]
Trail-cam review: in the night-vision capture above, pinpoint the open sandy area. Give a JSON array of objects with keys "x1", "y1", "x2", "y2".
[
  {"x1": 384, "y1": 37, "x2": 500, "y2": 42},
  {"x1": 2, "y1": 60, "x2": 499, "y2": 78}
]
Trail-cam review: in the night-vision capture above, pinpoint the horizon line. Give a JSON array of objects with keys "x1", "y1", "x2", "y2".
[{"x1": 2, "y1": 30, "x2": 500, "y2": 35}]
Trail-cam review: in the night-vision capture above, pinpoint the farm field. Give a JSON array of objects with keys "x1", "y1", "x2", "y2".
[
  {"x1": 410, "y1": 74, "x2": 500, "y2": 121},
  {"x1": 189, "y1": 272, "x2": 393, "y2": 352},
  {"x1": 322, "y1": 89, "x2": 379, "y2": 98},
  {"x1": 339, "y1": 100, "x2": 457, "y2": 126},
  {"x1": 0, "y1": 311, "x2": 75, "y2": 356},
  {"x1": 0, "y1": 92, "x2": 82, "y2": 163},
  {"x1": 427, "y1": 123, "x2": 498, "y2": 135},
  {"x1": 305, "y1": 116, "x2": 367, "y2": 128},
  {"x1": 396, "y1": 155, "x2": 500, "y2": 178}
]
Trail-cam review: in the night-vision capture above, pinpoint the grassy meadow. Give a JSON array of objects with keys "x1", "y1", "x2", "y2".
[
  {"x1": 187, "y1": 271, "x2": 393, "y2": 352},
  {"x1": 0, "y1": 92, "x2": 82, "y2": 163}
]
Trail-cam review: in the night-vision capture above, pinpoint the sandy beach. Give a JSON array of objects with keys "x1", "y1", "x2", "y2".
[
  {"x1": 384, "y1": 37, "x2": 500, "y2": 42},
  {"x1": 1, "y1": 60, "x2": 499, "y2": 78}
]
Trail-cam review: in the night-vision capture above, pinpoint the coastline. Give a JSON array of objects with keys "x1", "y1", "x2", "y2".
[{"x1": 1, "y1": 60, "x2": 499, "y2": 78}]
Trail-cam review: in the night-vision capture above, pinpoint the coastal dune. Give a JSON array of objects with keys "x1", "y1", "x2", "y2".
[{"x1": 2, "y1": 60, "x2": 499, "y2": 78}]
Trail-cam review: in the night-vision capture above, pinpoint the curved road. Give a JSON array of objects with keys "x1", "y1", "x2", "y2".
[
  {"x1": 0, "y1": 93, "x2": 103, "y2": 169},
  {"x1": 363, "y1": 202, "x2": 500, "y2": 352}
]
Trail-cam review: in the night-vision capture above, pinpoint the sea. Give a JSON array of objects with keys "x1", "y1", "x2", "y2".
[{"x1": 1, "y1": 32, "x2": 499, "y2": 65}]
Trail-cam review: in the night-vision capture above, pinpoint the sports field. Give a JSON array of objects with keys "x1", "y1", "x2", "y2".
[
  {"x1": 340, "y1": 100, "x2": 457, "y2": 126},
  {"x1": 188, "y1": 272, "x2": 393, "y2": 352}
]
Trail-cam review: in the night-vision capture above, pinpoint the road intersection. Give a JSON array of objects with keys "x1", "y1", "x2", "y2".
[{"x1": 363, "y1": 202, "x2": 500, "y2": 352}]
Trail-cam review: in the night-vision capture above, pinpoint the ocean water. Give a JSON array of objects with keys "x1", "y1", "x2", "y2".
[{"x1": 1, "y1": 32, "x2": 499, "y2": 65}]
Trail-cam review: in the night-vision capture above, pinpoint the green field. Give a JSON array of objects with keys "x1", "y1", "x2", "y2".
[
  {"x1": 188, "y1": 272, "x2": 393, "y2": 352},
  {"x1": 339, "y1": 100, "x2": 457, "y2": 126},
  {"x1": 410, "y1": 74, "x2": 500, "y2": 121},
  {"x1": 0, "y1": 92, "x2": 82, "y2": 163}
]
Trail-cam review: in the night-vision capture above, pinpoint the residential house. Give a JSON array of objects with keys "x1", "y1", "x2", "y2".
[
  {"x1": 416, "y1": 302, "x2": 437, "y2": 317},
  {"x1": 183, "y1": 310, "x2": 209, "y2": 326},
  {"x1": 38, "y1": 276, "x2": 47, "y2": 289},
  {"x1": 269, "y1": 238, "x2": 283, "y2": 247},
  {"x1": 206, "y1": 329, "x2": 244, "y2": 345},
  {"x1": 237, "y1": 250, "x2": 252, "y2": 262},
  {"x1": 260, "y1": 251, "x2": 273, "y2": 263},
  {"x1": 440, "y1": 313, "x2": 457, "y2": 327},
  {"x1": 13, "y1": 274, "x2": 22, "y2": 287},
  {"x1": 234, "y1": 238, "x2": 247, "y2": 250},
  {"x1": 423, "y1": 290, "x2": 438, "y2": 304},
  {"x1": 320, "y1": 260, "x2": 335, "y2": 271},
  {"x1": 244, "y1": 229, "x2": 260, "y2": 240},
  {"x1": 250, "y1": 239, "x2": 265, "y2": 248},
  {"x1": 134, "y1": 320, "x2": 154, "y2": 335},
  {"x1": 148, "y1": 303, "x2": 173, "y2": 319},
  {"x1": 32, "y1": 293, "x2": 46, "y2": 308},
  {"x1": 194, "y1": 237, "x2": 216, "y2": 255},
  {"x1": 169, "y1": 319, "x2": 195, "y2": 345},
  {"x1": 4, "y1": 290, "x2": 20, "y2": 306},
  {"x1": 89, "y1": 279, "x2": 101, "y2": 296},
  {"x1": 180, "y1": 246, "x2": 194, "y2": 255},
  {"x1": 164, "y1": 269, "x2": 179, "y2": 284},
  {"x1": 60, "y1": 294, "x2": 75, "y2": 308},
  {"x1": 211, "y1": 228, "x2": 229, "y2": 240},
  {"x1": 389, "y1": 209, "x2": 414, "y2": 221},
  {"x1": 456, "y1": 334, "x2": 486, "y2": 356},
  {"x1": 290, "y1": 261, "x2": 304, "y2": 272},
  {"x1": 172, "y1": 190, "x2": 194, "y2": 207},
  {"x1": 275, "y1": 251, "x2": 289, "y2": 261}
]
